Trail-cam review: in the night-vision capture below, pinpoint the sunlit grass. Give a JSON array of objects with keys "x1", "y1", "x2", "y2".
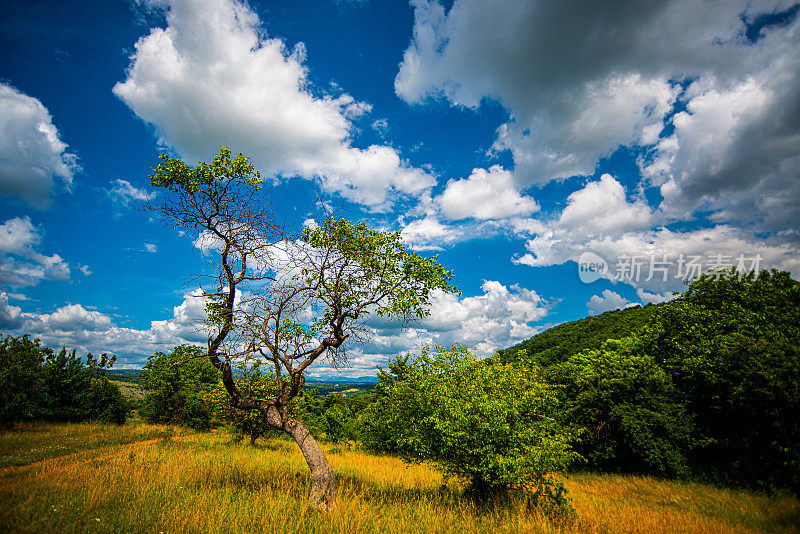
[
  {"x1": 0, "y1": 419, "x2": 192, "y2": 468},
  {"x1": 0, "y1": 422, "x2": 796, "y2": 533}
]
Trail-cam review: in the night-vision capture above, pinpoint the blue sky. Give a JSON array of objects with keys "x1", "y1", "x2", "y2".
[{"x1": 1, "y1": 0, "x2": 798, "y2": 377}]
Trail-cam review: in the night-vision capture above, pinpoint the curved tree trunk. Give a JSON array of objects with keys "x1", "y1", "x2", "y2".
[
  {"x1": 261, "y1": 405, "x2": 336, "y2": 511},
  {"x1": 284, "y1": 417, "x2": 337, "y2": 511}
]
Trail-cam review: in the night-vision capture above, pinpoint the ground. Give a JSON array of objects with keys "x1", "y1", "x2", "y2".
[{"x1": 0, "y1": 421, "x2": 797, "y2": 533}]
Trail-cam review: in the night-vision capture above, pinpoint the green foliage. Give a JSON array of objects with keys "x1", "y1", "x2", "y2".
[
  {"x1": 149, "y1": 146, "x2": 262, "y2": 194},
  {"x1": 550, "y1": 336, "x2": 693, "y2": 477},
  {"x1": 497, "y1": 304, "x2": 660, "y2": 367},
  {"x1": 140, "y1": 346, "x2": 218, "y2": 431},
  {"x1": 499, "y1": 268, "x2": 800, "y2": 493},
  {"x1": 0, "y1": 335, "x2": 47, "y2": 427},
  {"x1": 362, "y1": 345, "x2": 580, "y2": 509},
  {"x1": 0, "y1": 335, "x2": 127, "y2": 426},
  {"x1": 301, "y1": 218, "x2": 457, "y2": 323},
  {"x1": 644, "y1": 269, "x2": 800, "y2": 492}
]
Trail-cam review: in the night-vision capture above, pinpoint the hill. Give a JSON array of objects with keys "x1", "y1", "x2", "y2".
[
  {"x1": 495, "y1": 303, "x2": 662, "y2": 366},
  {"x1": 104, "y1": 369, "x2": 142, "y2": 383}
]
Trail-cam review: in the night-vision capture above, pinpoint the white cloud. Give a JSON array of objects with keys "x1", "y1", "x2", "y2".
[
  {"x1": 308, "y1": 280, "x2": 550, "y2": 377},
  {"x1": 437, "y1": 165, "x2": 538, "y2": 220},
  {"x1": 396, "y1": 0, "x2": 800, "y2": 231},
  {"x1": 0, "y1": 82, "x2": 78, "y2": 208},
  {"x1": 400, "y1": 215, "x2": 464, "y2": 250},
  {"x1": 108, "y1": 179, "x2": 156, "y2": 206},
  {"x1": 144, "y1": 243, "x2": 158, "y2": 253},
  {"x1": 559, "y1": 174, "x2": 653, "y2": 235},
  {"x1": 587, "y1": 289, "x2": 638, "y2": 315},
  {"x1": 114, "y1": 0, "x2": 434, "y2": 210},
  {"x1": 48, "y1": 304, "x2": 113, "y2": 332},
  {"x1": 1, "y1": 290, "x2": 213, "y2": 367},
  {"x1": 421, "y1": 281, "x2": 547, "y2": 353},
  {"x1": 0, "y1": 291, "x2": 23, "y2": 330},
  {"x1": 0, "y1": 217, "x2": 70, "y2": 287},
  {"x1": 636, "y1": 288, "x2": 676, "y2": 305},
  {"x1": 79, "y1": 264, "x2": 92, "y2": 276},
  {"x1": 371, "y1": 118, "x2": 389, "y2": 137}
]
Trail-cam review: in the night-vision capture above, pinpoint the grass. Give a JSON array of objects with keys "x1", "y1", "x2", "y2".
[
  {"x1": 0, "y1": 422, "x2": 797, "y2": 533},
  {"x1": 0, "y1": 419, "x2": 191, "y2": 468}
]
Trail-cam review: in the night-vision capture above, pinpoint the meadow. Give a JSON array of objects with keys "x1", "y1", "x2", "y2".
[{"x1": 0, "y1": 422, "x2": 797, "y2": 533}]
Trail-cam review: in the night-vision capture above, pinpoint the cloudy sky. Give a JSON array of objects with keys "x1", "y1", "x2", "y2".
[{"x1": 1, "y1": 0, "x2": 798, "y2": 377}]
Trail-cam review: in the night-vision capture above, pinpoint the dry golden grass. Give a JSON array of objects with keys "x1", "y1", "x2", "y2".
[{"x1": 0, "y1": 422, "x2": 796, "y2": 533}]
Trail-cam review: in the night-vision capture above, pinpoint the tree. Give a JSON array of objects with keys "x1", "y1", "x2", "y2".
[
  {"x1": 644, "y1": 269, "x2": 800, "y2": 491},
  {"x1": 148, "y1": 147, "x2": 456, "y2": 510},
  {"x1": 140, "y1": 345, "x2": 219, "y2": 431},
  {"x1": 0, "y1": 335, "x2": 47, "y2": 427},
  {"x1": 0, "y1": 335, "x2": 127, "y2": 426},
  {"x1": 549, "y1": 336, "x2": 693, "y2": 477},
  {"x1": 362, "y1": 345, "x2": 580, "y2": 511}
]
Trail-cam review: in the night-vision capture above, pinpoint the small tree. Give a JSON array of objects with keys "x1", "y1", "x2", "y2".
[
  {"x1": 362, "y1": 345, "x2": 580, "y2": 510},
  {"x1": 148, "y1": 147, "x2": 456, "y2": 510},
  {"x1": 140, "y1": 345, "x2": 219, "y2": 431}
]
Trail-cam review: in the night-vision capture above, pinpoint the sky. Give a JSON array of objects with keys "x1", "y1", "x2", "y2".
[{"x1": 1, "y1": 0, "x2": 799, "y2": 378}]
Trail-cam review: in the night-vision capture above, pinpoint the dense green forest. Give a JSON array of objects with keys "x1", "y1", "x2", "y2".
[
  {"x1": 495, "y1": 303, "x2": 662, "y2": 366},
  {"x1": 2, "y1": 268, "x2": 798, "y2": 502}
]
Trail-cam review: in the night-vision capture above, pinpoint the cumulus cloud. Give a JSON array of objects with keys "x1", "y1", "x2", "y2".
[
  {"x1": 308, "y1": 280, "x2": 550, "y2": 377},
  {"x1": 558, "y1": 174, "x2": 653, "y2": 235},
  {"x1": 400, "y1": 215, "x2": 465, "y2": 250},
  {"x1": 513, "y1": 174, "x2": 800, "y2": 293},
  {"x1": 114, "y1": 0, "x2": 433, "y2": 210},
  {"x1": 0, "y1": 217, "x2": 70, "y2": 287},
  {"x1": 397, "y1": 0, "x2": 800, "y2": 231},
  {"x1": 0, "y1": 291, "x2": 23, "y2": 330},
  {"x1": 437, "y1": 165, "x2": 538, "y2": 220},
  {"x1": 0, "y1": 82, "x2": 78, "y2": 208},
  {"x1": 0, "y1": 290, "x2": 214, "y2": 367},
  {"x1": 587, "y1": 289, "x2": 637, "y2": 316},
  {"x1": 108, "y1": 179, "x2": 155, "y2": 207}
]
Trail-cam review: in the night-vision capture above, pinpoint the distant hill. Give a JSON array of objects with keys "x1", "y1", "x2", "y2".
[
  {"x1": 495, "y1": 304, "x2": 662, "y2": 366},
  {"x1": 105, "y1": 369, "x2": 142, "y2": 383}
]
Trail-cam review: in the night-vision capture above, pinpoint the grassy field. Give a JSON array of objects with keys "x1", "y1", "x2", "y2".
[{"x1": 0, "y1": 422, "x2": 797, "y2": 533}]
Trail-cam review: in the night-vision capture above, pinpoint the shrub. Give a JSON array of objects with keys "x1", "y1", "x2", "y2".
[
  {"x1": 362, "y1": 345, "x2": 580, "y2": 510},
  {"x1": 140, "y1": 345, "x2": 218, "y2": 431}
]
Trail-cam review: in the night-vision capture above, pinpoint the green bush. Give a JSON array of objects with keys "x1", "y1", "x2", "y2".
[
  {"x1": 550, "y1": 336, "x2": 692, "y2": 477},
  {"x1": 0, "y1": 335, "x2": 127, "y2": 426},
  {"x1": 140, "y1": 345, "x2": 217, "y2": 431},
  {"x1": 362, "y1": 345, "x2": 580, "y2": 510},
  {"x1": 0, "y1": 335, "x2": 47, "y2": 427}
]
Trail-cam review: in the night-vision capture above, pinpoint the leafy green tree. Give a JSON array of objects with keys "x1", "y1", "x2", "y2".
[
  {"x1": 39, "y1": 348, "x2": 126, "y2": 424},
  {"x1": 0, "y1": 335, "x2": 47, "y2": 427},
  {"x1": 645, "y1": 269, "x2": 800, "y2": 491},
  {"x1": 362, "y1": 345, "x2": 580, "y2": 510},
  {"x1": 550, "y1": 336, "x2": 693, "y2": 477},
  {"x1": 0, "y1": 335, "x2": 126, "y2": 425},
  {"x1": 148, "y1": 147, "x2": 456, "y2": 510},
  {"x1": 140, "y1": 345, "x2": 218, "y2": 431}
]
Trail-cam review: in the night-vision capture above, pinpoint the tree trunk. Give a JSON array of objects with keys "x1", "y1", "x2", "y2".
[{"x1": 284, "y1": 417, "x2": 337, "y2": 511}]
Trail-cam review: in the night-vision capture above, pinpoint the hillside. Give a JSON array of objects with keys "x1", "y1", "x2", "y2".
[
  {"x1": 104, "y1": 369, "x2": 142, "y2": 383},
  {"x1": 495, "y1": 303, "x2": 662, "y2": 366},
  {"x1": 1, "y1": 421, "x2": 796, "y2": 533}
]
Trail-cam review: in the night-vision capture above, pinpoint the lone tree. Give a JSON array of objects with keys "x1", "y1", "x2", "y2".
[{"x1": 149, "y1": 147, "x2": 456, "y2": 510}]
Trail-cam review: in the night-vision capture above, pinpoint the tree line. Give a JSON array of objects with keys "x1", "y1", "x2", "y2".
[{"x1": 0, "y1": 336, "x2": 127, "y2": 427}]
